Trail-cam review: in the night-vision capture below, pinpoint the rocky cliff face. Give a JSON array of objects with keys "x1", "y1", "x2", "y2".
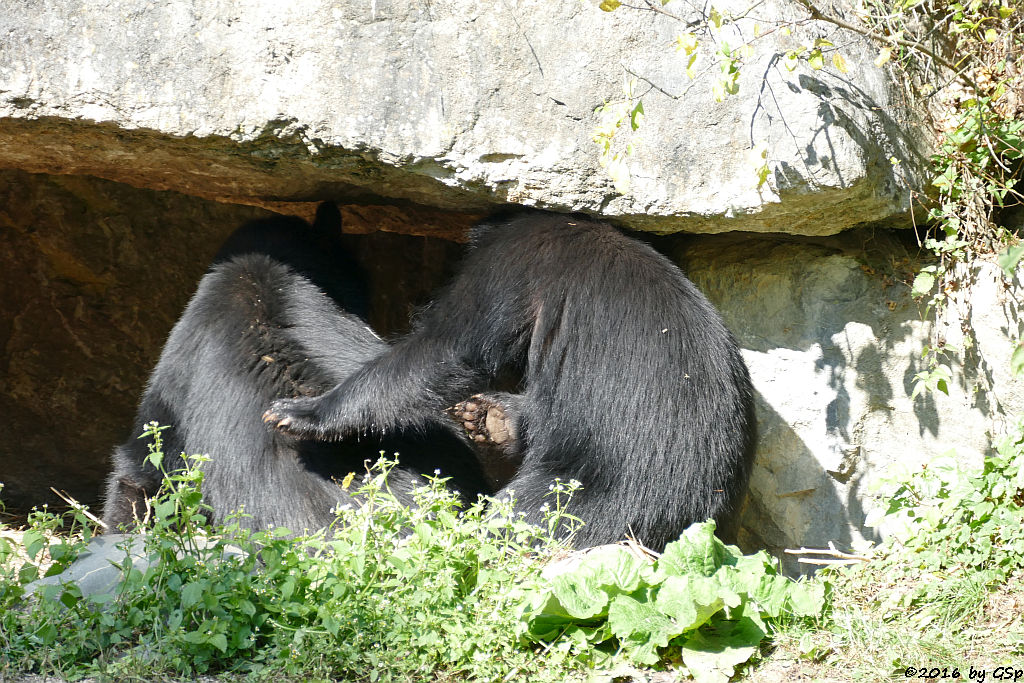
[
  {"x1": 0, "y1": 0, "x2": 1020, "y2": 568},
  {"x1": 1, "y1": 0, "x2": 926, "y2": 234},
  {"x1": 678, "y1": 236, "x2": 1024, "y2": 561}
]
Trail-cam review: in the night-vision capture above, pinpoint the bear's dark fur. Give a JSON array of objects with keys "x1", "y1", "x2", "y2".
[
  {"x1": 265, "y1": 210, "x2": 756, "y2": 550},
  {"x1": 102, "y1": 203, "x2": 491, "y2": 533}
]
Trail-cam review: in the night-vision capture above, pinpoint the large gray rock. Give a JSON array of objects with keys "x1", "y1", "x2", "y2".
[
  {"x1": 681, "y1": 235, "x2": 1024, "y2": 567},
  {"x1": 25, "y1": 533, "x2": 245, "y2": 601},
  {"x1": 0, "y1": 0, "x2": 926, "y2": 234}
]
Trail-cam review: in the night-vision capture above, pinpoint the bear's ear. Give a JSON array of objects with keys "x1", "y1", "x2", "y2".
[{"x1": 313, "y1": 201, "x2": 343, "y2": 236}]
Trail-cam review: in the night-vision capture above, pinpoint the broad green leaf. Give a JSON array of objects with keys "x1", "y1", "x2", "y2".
[
  {"x1": 153, "y1": 499, "x2": 176, "y2": 520},
  {"x1": 22, "y1": 529, "x2": 46, "y2": 560},
  {"x1": 875, "y1": 46, "x2": 893, "y2": 67},
  {"x1": 785, "y1": 580, "x2": 826, "y2": 616},
  {"x1": 687, "y1": 52, "x2": 699, "y2": 79},
  {"x1": 681, "y1": 610, "x2": 765, "y2": 683},
  {"x1": 533, "y1": 544, "x2": 653, "y2": 626},
  {"x1": 237, "y1": 598, "x2": 257, "y2": 617},
  {"x1": 808, "y1": 48, "x2": 824, "y2": 70},
  {"x1": 911, "y1": 269, "x2": 936, "y2": 297},
  {"x1": 746, "y1": 142, "x2": 770, "y2": 189},
  {"x1": 755, "y1": 164, "x2": 770, "y2": 188},
  {"x1": 599, "y1": 0, "x2": 621, "y2": 10},
  {"x1": 935, "y1": 364, "x2": 952, "y2": 395},
  {"x1": 182, "y1": 630, "x2": 205, "y2": 644},
  {"x1": 181, "y1": 581, "x2": 205, "y2": 608},
  {"x1": 658, "y1": 521, "x2": 730, "y2": 578},
  {"x1": 566, "y1": 544, "x2": 653, "y2": 594},
  {"x1": 709, "y1": 6, "x2": 723, "y2": 29},
  {"x1": 727, "y1": 553, "x2": 768, "y2": 585},
  {"x1": 18, "y1": 564, "x2": 39, "y2": 584},
  {"x1": 144, "y1": 447, "x2": 164, "y2": 469},
  {"x1": 716, "y1": 562, "x2": 765, "y2": 607},
  {"x1": 832, "y1": 52, "x2": 849, "y2": 73},
  {"x1": 1011, "y1": 343, "x2": 1024, "y2": 378},
  {"x1": 656, "y1": 575, "x2": 726, "y2": 630},
  {"x1": 167, "y1": 609, "x2": 183, "y2": 632},
  {"x1": 36, "y1": 622, "x2": 59, "y2": 645},
  {"x1": 209, "y1": 632, "x2": 228, "y2": 653},
  {"x1": 677, "y1": 32, "x2": 699, "y2": 55},
  {"x1": 548, "y1": 572, "x2": 610, "y2": 620},
  {"x1": 59, "y1": 588, "x2": 81, "y2": 609},
  {"x1": 280, "y1": 575, "x2": 297, "y2": 600},
  {"x1": 985, "y1": 28, "x2": 998, "y2": 43},
  {"x1": 608, "y1": 594, "x2": 676, "y2": 665},
  {"x1": 996, "y1": 243, "x2": 1024, "y2": 278},
  {"x1": 629, "y1": 100, "x2": 644, "y2": 131}
]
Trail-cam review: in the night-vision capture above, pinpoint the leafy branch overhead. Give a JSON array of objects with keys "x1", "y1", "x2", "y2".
[
  {"x1": 593, "y1": 0, "x2": 865, "y2": 194},
  {"x1": 596, "y1": 0, "x2": 1023, "y2": 396}
]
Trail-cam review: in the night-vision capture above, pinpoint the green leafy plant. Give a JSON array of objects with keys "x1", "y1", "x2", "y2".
[
  {"x1": 0, "y1": 426, "x2": 590, "y2": 681},
  {"x1": 870, "y1": 419, "x2": 1024, "y2": 581},
  {"x1": 522, "y1": 521, "x2": 826, "y2": 682},
  {"x1": 843, "y1": 418, "x2": 1024, "y2": 642},
  {"x1": 0, "y1": 425, "x2": 833, "y2": 681},
  {"x1": 910, "y1": 344, "x2": 956, "y2": 399},
  {"x1": 770, "y1": 416, "x2": 1024, "y2": 678},
  {"x1": 594, "y1": 78, "x2": 645, "y2": 194},
  {"x1": 593, "y1": 0, "x2": 866, "y2": 193}
]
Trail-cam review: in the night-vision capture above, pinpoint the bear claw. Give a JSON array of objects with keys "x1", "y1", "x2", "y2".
[{"x1": 449, "y1": 394, "x2": 513, "y2": 446}]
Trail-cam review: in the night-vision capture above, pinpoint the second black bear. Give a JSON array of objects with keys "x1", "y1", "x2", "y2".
[
  {"x1": 265, "y1": 210, "x2": 756, "y2": 551},
  {"x1": 102, "y1": 203, "x2": 491, "y2": 534}
]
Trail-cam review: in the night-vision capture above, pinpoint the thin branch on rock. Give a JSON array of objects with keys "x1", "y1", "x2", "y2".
[
  {"x1": 791, "y1": 0, "x2": 976, "y2": 90},
  {"x1": 785, "y1": 541, "x2": 871, "y2": 565}
]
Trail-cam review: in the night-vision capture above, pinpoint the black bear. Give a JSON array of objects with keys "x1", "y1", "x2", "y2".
[
  {"x1": 102, "y1": 203, "x2": 492, "y2": 534},
  {"x1": 264, "y1": 210, "x2": 756, "y2": 551}
]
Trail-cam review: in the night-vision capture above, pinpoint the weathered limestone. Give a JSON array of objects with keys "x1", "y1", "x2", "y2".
[
  {"x1": 0, "y1": 0, "x2": 927, "y2": 234},
  {"x1": 681, "y1": 236, "x2": 1024, "y2": 565}
]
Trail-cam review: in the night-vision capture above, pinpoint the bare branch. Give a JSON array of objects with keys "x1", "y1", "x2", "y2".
[
  {"x1": 791, "y1": 0, "x2": 977, "y2": 91},
  {"x1": 784, "y1": 541, "x2": 871, "y2": 563},
  {"x1": 618, "y1": 0, "x2": 702, "y2": 26},
  {"x1": 50, "y1": 486, "x2": 109, "y2": 530}
]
